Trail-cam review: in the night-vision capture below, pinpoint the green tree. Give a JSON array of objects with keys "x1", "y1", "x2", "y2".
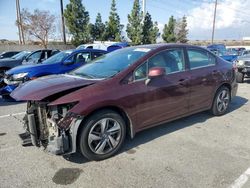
[
  {"x1": 176, "y1": 16, "x2": 188, "y2": 43},
  {"x1": 91, "y1": 13, "x2": 105, "y2": 41},
  {"x1": 126, "y1": 0, "x2": 143, "y2": 45},
  {"x1": 151, "y1": 21, "x2": 160, "y2": 43},
  {"x1": 104, "y1": 0, "x2": 122, "y2": 41},
  {"x1": 64, "y1": 0, "x2": 90, "y2": 46},
  {"x1": 162, "y1": 15, "x2": 176, "y2": 43},
  {"x1": 141, "y1": 12, "x2": 159, "y2": 44}
]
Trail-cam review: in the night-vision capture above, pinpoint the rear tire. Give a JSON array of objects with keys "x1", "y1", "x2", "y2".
[
  {"x1": 236, "y1": 72, "x2": 244, "y2": 83},
  {"x1": 79, "y1": 110, "x2": 126, "y2": 161},
  {"x1": 210, "y1": 86, "x2": 230, "y2": 116}
]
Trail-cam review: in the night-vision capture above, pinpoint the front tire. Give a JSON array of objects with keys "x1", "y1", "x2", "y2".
[
  {"x1": 210, "y1": 86, "x2": 230, "y2": 116},
  {"x1": 79, "y1": 110, "x2": 126, "y2": 161}
]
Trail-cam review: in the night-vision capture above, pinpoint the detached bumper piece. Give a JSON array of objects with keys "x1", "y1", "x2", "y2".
[{"x1": 47, "y1": 133, "x2": 69, "y2": 155}]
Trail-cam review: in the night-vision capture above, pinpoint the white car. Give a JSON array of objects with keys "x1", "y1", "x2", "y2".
[{"x1": 77, "y1": 41, "x2": 117, "y2": 51}]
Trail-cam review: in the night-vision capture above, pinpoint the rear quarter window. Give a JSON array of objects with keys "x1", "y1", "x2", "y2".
[{"x1": 187, "y1": 49, "x2": 216, "y2": 70}]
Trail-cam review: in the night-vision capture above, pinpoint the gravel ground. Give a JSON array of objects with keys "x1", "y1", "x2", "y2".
[{"x1": 0, "y1": 80, "x2": 250, "y2": 188}]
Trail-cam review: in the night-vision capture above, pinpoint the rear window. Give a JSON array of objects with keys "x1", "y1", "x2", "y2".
[{"x1": 188, "y1": 49, "x2": 216, "y2": 69}]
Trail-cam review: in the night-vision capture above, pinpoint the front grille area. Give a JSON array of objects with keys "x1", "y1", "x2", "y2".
[{"x1": 27, "y1": 101, "x2": 50, "y2": 147}]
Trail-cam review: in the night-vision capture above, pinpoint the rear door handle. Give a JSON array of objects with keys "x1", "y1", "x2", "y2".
[
  {"x1": 212, "y1": 70, "x2": 219, "y2": 75},
  {"x1": 179, "y1": 78, "x2": 186, "y2": 82}
]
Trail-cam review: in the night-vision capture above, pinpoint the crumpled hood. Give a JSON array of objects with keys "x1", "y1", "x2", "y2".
[{"x1": 11, "y1": 74, "x2": 97, "y2": 101}]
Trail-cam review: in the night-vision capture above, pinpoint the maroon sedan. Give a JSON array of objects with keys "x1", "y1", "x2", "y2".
[{"x1": 11, "y1": 44, "x2": 238, "y2": 161}]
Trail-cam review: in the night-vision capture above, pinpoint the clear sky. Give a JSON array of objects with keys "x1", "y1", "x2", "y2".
[{"x1": 0, "y1": 0, "x2": 250, "y2": 41}]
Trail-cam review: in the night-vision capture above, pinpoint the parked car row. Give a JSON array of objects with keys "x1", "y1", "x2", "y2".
[
  {"x1": 0, "y1": 42, "x2": 129, "y2": 98},
  {"x1": 234, "y1": 54, "x2": 250, "y2": 83},
  {"x1": 0, "y1": 51, "x2": 31, "y2": 79},
  {"x1": 0, "y1": 49, "x2": 107, "y2": 99},
  {"x1": 207, "y1": 44, "x2": 238, "y2": 62},
  {"x1": 76, "y1": 41, "x2": 129, "y2": 52},
  {"x1": 0, "y1": 49, "x2": 60, "y2": 81},
  {"x1": 4, "y1": 43, "x2": 237, "y2": 161},
  {"x1": 0, "y1": 51, "x2": 20, "y2": 59},
  {"x1": 207, "y1": 44, "x2": 250, "y2": 83}
]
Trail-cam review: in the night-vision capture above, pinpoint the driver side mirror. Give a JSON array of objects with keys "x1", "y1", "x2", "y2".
[
  {"x1": 145, "y1": 67, "x2": 165, "y2": 85},
  {"x1": 63, "y1": 59, "x2": 74, "y2": 65}
]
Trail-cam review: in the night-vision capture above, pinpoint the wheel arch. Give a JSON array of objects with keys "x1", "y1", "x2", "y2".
[
  {"x1": 219, "y1": 82, "x2": 231, "y2": 92},
  {"x1": 211, "y1": 82, "x2": 232, "y2": 108},
  {"x1": 75, "y1": 105, "x2": 134, "y2": 149}
]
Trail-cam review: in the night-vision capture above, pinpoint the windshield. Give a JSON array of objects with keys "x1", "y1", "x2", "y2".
[
  {"x1": 71, "y1": 47, "x2": 151, "y2": 79},
  {"x1": 12, "y1": 51, "x2": 30, "y2": 60},
  {"x1": 42, "y1": 50, "x2": 72, "y2": 64}
]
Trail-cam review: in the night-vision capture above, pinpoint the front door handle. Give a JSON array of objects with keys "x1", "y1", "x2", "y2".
[{"x1": 178, "y1": 78, "x2": 188, "y2": 86}]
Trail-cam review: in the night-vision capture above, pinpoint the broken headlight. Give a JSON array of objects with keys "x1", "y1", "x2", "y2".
[
  {"x1": 49, "y1": 102, "x2": 79, "y2": 130},
  {"x1": 57, "y1": 112, "x2": 80, "y2": 130}
]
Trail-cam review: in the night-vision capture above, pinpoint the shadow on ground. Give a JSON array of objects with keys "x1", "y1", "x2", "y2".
[{"x1": 63, "y1": 95, "x2": 248, "y2": 164}]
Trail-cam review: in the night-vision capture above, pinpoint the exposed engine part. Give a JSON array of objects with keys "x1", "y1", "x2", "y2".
[{"x1": 47, "y1": 118, "x2": 58, "y2": 139}]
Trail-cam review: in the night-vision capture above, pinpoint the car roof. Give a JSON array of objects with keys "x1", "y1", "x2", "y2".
[
  {"x1": 123, "y1": 43, "x2": 207, "y2": 51},
  {"x1": 65, "y1": 48, "x2": 107, "y2": 53},
  {"x1": 30, "y1": 49, "x2": 60, "y2": 52}
]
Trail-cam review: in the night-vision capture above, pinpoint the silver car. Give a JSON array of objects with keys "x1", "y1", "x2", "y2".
[{"x1": 235, "y1": 54, "x2": 250, "y2": 82}]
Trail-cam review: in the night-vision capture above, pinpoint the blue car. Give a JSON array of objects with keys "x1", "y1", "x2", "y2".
[
  {"x1": 107, "y1": 42, "x2": 129, "y2": 52},
  {"x1": 207, "y1": 44, "x2": 238, "y2": 62},
  {"x1": 0, "y1": 48, "x2": 107, "y2": 98}
]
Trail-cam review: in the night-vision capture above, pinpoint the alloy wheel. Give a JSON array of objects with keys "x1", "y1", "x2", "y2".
[
  {"x1": 216, "y1": 89, "x2": 230, "y2": 113},
  {"x1": 88, "y1": 118, "x2": 122, "y2": 155}
]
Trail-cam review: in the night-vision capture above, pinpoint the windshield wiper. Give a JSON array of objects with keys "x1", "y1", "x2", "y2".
[
  {"x1": 110, "y1": 70, "x2": 121, "y2": 78},
  {"x1": 72, "y1": 72, "x2": 96, "y2": 79}
]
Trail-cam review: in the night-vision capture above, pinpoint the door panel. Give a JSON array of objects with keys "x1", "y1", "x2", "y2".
[
  {"x1": 188, "y1": 66, "x2": 217, "y2": 111},
  {"x1": 187, "y1": 49, "x2": 218, "y2": 111},
  {"x1": 124, "y1": 48, "x2": 190, "y2": 130},
  {"x1": 135, "y1": 72, "x2": 190, "y2": 129}
]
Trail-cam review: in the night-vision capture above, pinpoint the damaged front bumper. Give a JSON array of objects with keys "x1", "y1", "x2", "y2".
[{"x1": 26, "y1": 108, "x2": 83, "y2": 155}]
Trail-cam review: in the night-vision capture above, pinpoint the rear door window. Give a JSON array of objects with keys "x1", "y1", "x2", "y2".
[
  {"x1": 69, "y1": 52, "x2": 91, "y2": 64},
  {"x1": 187, "y1": 49, "x2": 216, "y2": 70},
  {"x1": 92, "y1": 52, "x2": 105, "y2": 59}
]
